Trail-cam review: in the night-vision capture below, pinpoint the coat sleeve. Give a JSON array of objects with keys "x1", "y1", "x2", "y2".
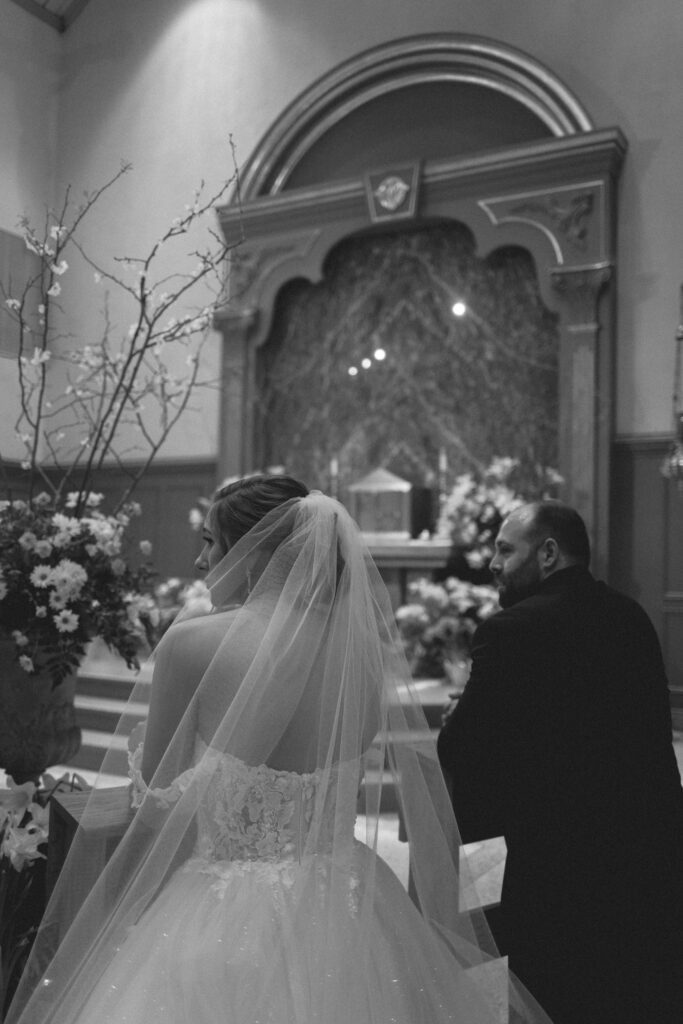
[{"x1": 437, "y1": 613, "x2": 514, "y2": 843}]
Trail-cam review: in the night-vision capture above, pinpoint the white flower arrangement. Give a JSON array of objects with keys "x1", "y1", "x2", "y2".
[
  {"x1": 0, "y1": 494, "x2": 157, "y2": 687},
  {"x1": 0, "y1": 771, "x2": 86, "y2": 1015},
  {"x1": 396, "y1": 576, "x2": 498, "y2": 679},
  {"x1": 436, "y1": 456, "x2": 563, "y2": 568}
]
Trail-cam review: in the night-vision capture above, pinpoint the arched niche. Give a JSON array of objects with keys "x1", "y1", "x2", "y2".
[{"x1": 216, "y1": 33, "x2": 626, "y2": 577}]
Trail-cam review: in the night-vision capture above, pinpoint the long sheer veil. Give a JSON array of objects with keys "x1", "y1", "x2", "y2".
[{"x1": 8, "y1": 492, "x2": 550, "y2": 1023}]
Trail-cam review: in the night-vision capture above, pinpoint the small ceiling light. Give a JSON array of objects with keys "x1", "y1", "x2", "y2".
[
  {"x1": 451, "y1": 300, "x2": 467, "y2": 317},
  {"x1": 361, "y1": 357, "x2": 372, "y2": 370},
  {"x1": 373, "y1": 348, "x2": 386, "y2": 361},
  {"x1": 348, "y1": 366, "x2": 359, "y2": 377}
]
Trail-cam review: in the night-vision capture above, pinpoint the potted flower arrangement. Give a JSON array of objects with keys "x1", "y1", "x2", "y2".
[
  {"x1": 395, "y1": 576, "x2": 498, "y2": 685},
  {"x1": 0, "y1": 153, "x2": 240, "y2": 783},
  {"x1": 0, "y1": 492, "x2": 157, "y2": 783},
  {"x1": 0, "y1": 771, "x2": 86, "y2": 1018},
  {"x1": 396, "y1": 456, "x2": 562, "y2": 688},
  {"x1": 435, "y1": 455, "x2": 563, "y2": 572}
]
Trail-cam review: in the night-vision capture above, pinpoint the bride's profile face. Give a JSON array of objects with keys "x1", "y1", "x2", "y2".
[{"x1": 195, "y1": 519, "x2": 226, "y2": 573}]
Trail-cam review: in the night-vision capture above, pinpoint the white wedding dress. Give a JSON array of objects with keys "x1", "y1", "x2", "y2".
[
  {"x1": 70, "y1": 737, "x2": 502, "y2": 1024},
  {"x1": 10, "y1": 495, "x2": 542, "y2": 1024}
]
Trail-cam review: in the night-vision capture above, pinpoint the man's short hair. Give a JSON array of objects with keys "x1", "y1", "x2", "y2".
[{"x1": 526, "y1": 500, "x2": 591, "y2": 568}]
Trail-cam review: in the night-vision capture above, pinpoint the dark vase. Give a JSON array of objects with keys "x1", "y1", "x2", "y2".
[{"x1": 0, "y1": 642, "x2": 81, "y2": 784}]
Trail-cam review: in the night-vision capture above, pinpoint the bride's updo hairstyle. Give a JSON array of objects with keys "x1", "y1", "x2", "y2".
[{"x1": 208, "y1": 474, "x2": 309, "y2": 553}]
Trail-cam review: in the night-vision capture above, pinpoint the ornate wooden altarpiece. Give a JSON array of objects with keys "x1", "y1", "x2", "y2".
[{"x1": 214, "y1": 35, "x2": 627, "y2": 579}]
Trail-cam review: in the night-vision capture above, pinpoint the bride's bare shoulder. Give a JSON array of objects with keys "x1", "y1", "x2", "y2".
[{"x1": 154, "y1": 608, "x2": 241, "y2": 667}]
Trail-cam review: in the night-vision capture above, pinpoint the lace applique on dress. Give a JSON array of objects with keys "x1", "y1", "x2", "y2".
[
  {"x1": 127, "y1": 734, "x2": 196, "y2": 809},
  {"x1": 126, "y1": 728, "x2": 360, "y2": 908}
]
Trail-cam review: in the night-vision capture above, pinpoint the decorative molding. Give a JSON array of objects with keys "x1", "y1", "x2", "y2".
[
  {"x1": 613, "y1": 433, "x2": 671, "y2": 450},
  {"x1": 239, "y1": 34, "x2": 596, "y2": 198},
  {"x1": 550, "y1": 262, "x2": 613, "y2": 324},
  {"x1": 364, "y1": 163, "x2": 420, "y2": 222},
  {"x1": 480, "y1": 185, "x2": 600, "y2": 264},
  {"x1": 221, "y1": 130, "x2": 626, "y2": 244},
  {"x1": 218, "y1": 132, "x2": 626, "y2": 324},
  {"x1": 227, "y1": 231, "x2": 321, "y2": 302}
]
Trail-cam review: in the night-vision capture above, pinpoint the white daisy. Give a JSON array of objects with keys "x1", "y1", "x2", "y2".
[
  {"x1": 30, "y1": 565, "x2": 52, "y2": 588},
  {"x1": 54, "y1": 609, "x2": 79, "y2": 633}
]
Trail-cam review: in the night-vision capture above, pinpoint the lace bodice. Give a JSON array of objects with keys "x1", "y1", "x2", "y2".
[{"x1": 128, "y1": 733, "x2": 357, "y2": 865}]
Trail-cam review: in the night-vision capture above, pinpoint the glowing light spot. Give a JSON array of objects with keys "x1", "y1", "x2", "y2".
[
  {"x1": 348, "y1": 366, "x2": 359, "y2": 377},
  {"x1": 451, "y1": 300, "x2": 467, "y2": 317},
  {"x1": 361, "y1": 358, "x2": 372, "y2": 369},
  {"x1": 373, "y1": 348, "x2": 386, "y2": 360}
]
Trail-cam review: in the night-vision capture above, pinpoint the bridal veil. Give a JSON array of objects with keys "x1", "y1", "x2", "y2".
[{"x1": 8, "y1": 492, "x2": 550, "y2": 1023}]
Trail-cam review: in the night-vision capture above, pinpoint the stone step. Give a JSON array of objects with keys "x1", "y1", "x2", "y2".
[
  {"x1": 70, "y1": 664, "x2": 451, "y2": 786},
  {"x1": 74, "y1": 693, "x2": 148, "y2": 734},
  {"x1": 68, "y1": 728, "x2": 131, "y2": 776},
  {"x1": 76, "y1": 671, "x2": 148, "y2": 704}
]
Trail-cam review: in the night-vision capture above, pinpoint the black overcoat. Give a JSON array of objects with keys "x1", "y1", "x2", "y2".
[{"x1": 437, "y1": 565, "x2": 683, "y2": 1024}]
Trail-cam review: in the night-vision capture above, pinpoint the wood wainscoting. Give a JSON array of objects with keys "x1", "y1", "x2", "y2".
[
  {"x1": 92, "y1": 460, "x2": 219, "y2": 579},
  {"x1": 611, "y1": 435, "x2": 683, "y2": 727},
  {"x1": 1, "y1": 458, "x2": 218, "y2": 581}
]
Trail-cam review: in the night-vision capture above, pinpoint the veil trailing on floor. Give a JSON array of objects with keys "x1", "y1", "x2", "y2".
[{"x1": 8, "y1": 492, "x2": 550, "y2": 1023}]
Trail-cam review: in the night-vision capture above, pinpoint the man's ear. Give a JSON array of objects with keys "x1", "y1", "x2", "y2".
[{"x1": 538, "y1": 537, "x2": 560, "y2": 571}]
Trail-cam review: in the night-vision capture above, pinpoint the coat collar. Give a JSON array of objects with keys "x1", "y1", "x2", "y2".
[{"x1": 537, "y1": 564, "x2": 593, "y2": 594}]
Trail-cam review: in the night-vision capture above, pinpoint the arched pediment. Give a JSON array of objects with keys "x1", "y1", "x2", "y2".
[{"x1": 240, "y1": 34, "x2": 595, "y2": 197}]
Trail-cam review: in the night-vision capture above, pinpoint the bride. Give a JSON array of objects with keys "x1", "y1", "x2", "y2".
[{"x1": 8, "y1": 475, "x2": 551, "y2": 1023}]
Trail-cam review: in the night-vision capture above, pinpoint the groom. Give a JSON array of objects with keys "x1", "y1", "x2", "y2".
[{"x1": 437, "y1": 500, "x2": 683, "y2": 1024}]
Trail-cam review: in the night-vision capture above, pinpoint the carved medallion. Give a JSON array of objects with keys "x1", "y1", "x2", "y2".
[
  {"x1": 364, "y1": 163, "x2": 420, "y2": 222},
  {"x1": 374, "y1": 175, "x2": 410, "y2": 212}
]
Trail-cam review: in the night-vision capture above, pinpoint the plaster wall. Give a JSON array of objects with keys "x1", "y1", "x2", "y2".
[
  {"x1": 10, "y1": 0, "x2": 683, "y2": 458},
  {"x1": 0, "y1": 3, "x2": 60, "y2": 460}
]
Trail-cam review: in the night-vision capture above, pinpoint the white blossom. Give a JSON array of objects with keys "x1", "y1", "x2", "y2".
[
  {"x1": 50, "y1": 559, "x2": 88, "y2": 599},
  {"x1": 18, "y1": 655, "x2": 35, "y2": 675},
  {"x1": 29, "y1": 348, "x2": 51, "y2": 366},
  {"x1": 52, "y1": 513, "x2": 81, "y2": 536},
  {"x1": 2, "y1": 819, "x2": 47, "y2": 870},
  {"x1": 18, "y1": 531, "x2": 38, "y2": 551},
  {"x1": 54, "y1": 609, "x2": 79, "y2": 633}
]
